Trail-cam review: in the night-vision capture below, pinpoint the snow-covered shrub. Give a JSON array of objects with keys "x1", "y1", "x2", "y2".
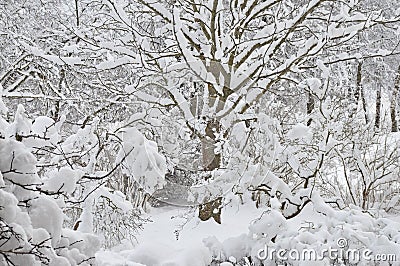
[
  {"x1": 116, "y1": 127, "x2": 167, "y2": 209},
  {"x1": 204, "y1": 193, "x2": 400, "y2": 266},
  {"x1": 92, "y1": 187, "x2": 148, "y2": 248},
  {"x1": 0, "y1": 102, "x2": 162, "y2": 263},
  {"x1": 0, "y1": 137, "x2": 99, "y2": 265}
]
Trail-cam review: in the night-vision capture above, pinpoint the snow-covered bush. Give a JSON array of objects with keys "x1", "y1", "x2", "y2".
[
  {"x1": 116, "y1": 127, "x2": 167, "y2": 209},
  {"x1": 0, "y1": 101, "x2": 166, "y2": 264},
  {"x1": 203, "y1": 194, "x2": 400, "y2": 266},
  {"x1": 0, "y1": 136, "x2": 100, "y2": 265}
]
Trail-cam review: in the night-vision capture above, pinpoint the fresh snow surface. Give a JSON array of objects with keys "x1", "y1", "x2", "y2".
[
  {"x1": 96, "y1": 199, "x2": 400, "y2": 266},
  {"x1": 96, "y1": 203, "x2": 266, "y2": 266}
]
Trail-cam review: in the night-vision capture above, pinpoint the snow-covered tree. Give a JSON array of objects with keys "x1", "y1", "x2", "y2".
[{"x1": 73, "y1": 0, "x2": 400, "y2": 220}]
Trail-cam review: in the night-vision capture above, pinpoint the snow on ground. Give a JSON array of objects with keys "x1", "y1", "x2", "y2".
[
  {"x1": 95, "y1": 201, "x2": 327, "y2": 266},
  {"x1": 96, "y1": 199, "x2": 400, "y2": 266},
  {"x1": 96, "y1": 202, "x2": 266, "y2": 266}
]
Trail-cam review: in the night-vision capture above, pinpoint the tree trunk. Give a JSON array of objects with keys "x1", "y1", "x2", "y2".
[
  {"x1": 75, "y1": 0, "x2": 80, "y2": 27},
  {"x1": 360, "y1": 85, "x2": 368, "y2": 124},
  {"x1": 201, "y1": 84, "x2": 225, "y2": 171},
  {"x1": 390, "y1": 65, "x2": 400, "y2": 132},
  {"x1": 202, "y1": 119, "x2": 221, "y2": 171},
  {"x1": 350, "y1": 61, "x2": 362, "y2": 119},
  {"x1": 354, "y1": 62, "x2": 362, "y2": 103},
  {"x1": 375, "y1": 86, "x2": 381, "y2": 129},
  {"x1": 198, "y1": 119, "x2": 223, "y2": 223},
  {"x1": 198, "y1": 196, "x2": 222, "y2": 224},
  {"x1": 306, "y1": 91, "x2": 314, "y2": 126},
  {"x1": 53, "y1": 68, "x2": 64, "y2": 121},
  {"x1": 198, "y1": 84, "x2": 225, "y2": 223},
  {"x1": 356, "y1": 62, "x2": 369, "y2": 124}
]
